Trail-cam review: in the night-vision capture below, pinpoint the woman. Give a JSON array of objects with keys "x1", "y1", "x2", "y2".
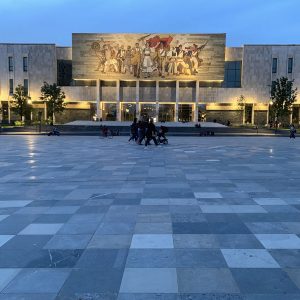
[{"x1": 142, "y1": 42, "x2": 153, "y2": 78}]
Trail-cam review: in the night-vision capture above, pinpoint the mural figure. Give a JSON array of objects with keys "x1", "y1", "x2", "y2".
[{"x1": 73, "y1": 33, "x2": 225, "y2": 80}]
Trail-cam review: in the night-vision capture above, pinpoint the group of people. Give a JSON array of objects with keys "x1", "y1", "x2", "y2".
[
  {"x1": 89, "y1": 35, "x2": 208, "y2": 78},
  {"x1": 128, "y1": 118, "x2": 168, "y2": 147}
]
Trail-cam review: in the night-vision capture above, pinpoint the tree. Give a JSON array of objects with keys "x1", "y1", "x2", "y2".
[
  {"x1": 40, "y1": 82, "x2": 66, "y2": 123},
  {"x1": 11, "y1": 84, "x2": 32, "y2": 122},
  {"x1": 270, "y1": 77, "x2": 297, "y2": 125},
  {"x1": 237, "y1": 94, "x2": 246, "y2": 124}
]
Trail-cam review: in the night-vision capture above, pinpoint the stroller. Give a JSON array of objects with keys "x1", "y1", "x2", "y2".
[
  {"x1": 47, "y1": 127, "x2": 60, "y2": 136},
  {"x1": 157, "y1": 126, "x2": 168, "y2": 144}
]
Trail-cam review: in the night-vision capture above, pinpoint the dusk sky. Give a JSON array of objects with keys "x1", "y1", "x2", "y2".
[{"x1": 1, "y1": 0, "x2": 299, "y2": 46}]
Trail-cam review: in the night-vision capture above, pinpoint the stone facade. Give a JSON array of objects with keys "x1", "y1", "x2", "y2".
[{"x1": 1, "y1": 36, "x2": 300, "y2": 124}]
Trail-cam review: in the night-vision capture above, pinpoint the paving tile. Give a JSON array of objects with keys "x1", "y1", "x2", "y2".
[
  {"x1": 0, "y1": 235, "x2": 14, "y2": 247},
  {"x1": 0, "y1": 294, "x2": 56, "y2": 300},
  {"x1": 177, "y1": 268, "x2": 239, "y2": 293},
  {"x1": 173, "y1": 234, "x2": 219, "y2": 249},
  {"x1": 3, "y1": 269, "x2": 70, "y2": 293},
  {"x1": 95, "y1": 222, "x2": 135, "y2": 235},
  {"x1": 88, "y1": 235, "x2": 132, "y2": 249},
  {"x1": 0, "y1": 201, "x2": 32, "y2": 208},
  {"x1": 76, "y1": 249, "x2": 128, "y2": 269},
  {"x1": 57, "y1": 222, "x2": 98, "y2": 235},
  {"x1": 19, "y1": 223, "x2": 63, "y2": 235},
  {"x1": 0, "y1": 269, "x2": 21, "y2": 292},
  {"x1": 58, "y1": 268, "x2": 123, "y2": 295},
  {"x1": 194, "y1": 192, "x2": 222, "y2": 199},
  {"x1": 120, "y1": 268, "x2": 178, "y2": 293},
  {"x1": 44, "y1": 235, "x2": 92, "y2": 249},
  {"x1": 130, "y1": 234, "x2": 174, "y2": 249},
  {"x1": 269, "y1": 250, "x2": 300, "y2": 267},
  {"x1": 286, "y1": 268, "x2": 300, "y2": 289},
  {"x1": 222, "y1": 249, "x2": 280, "y2": 268},
  {"x1": 175, "y1": 249, "x2": 227, "y2": 267},
  {"x1": 215, "y1": 234, "x2": 264, "y2": 249},
  {"x1": 172, "y1": 222, "x2": 210, "y2": 234},
  {"x1": 134, "y1": 223, "x2": 172, "y2": 234},
  {"x1": 126, "y1": 249, "x2": 176, "y2": 268},
  {"x1": 1, "y1": 235, "x2": 52, "y2": 250},
  {"x1": 255, "y1": 234, "x2": 300, "y2": 249},
  {"x1": 231, "y1": 268, "x2": 300, "y2": 294}
]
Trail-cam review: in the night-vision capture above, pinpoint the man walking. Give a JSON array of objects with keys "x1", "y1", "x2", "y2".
[{"x1": 145, "y1": 118, "x2": 158, "y2": 147}]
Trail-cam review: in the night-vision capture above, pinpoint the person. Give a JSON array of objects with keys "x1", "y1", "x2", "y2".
[
  {"x1": 48, "y1": 126, "x2": 60, "y2": 136},
  {"x1": 137, "y1": 120, "x2": 146, "y2": 145},
  {"x1": 142, "y1": 42, "x2": 153, "y2": 78},
  {"x1": 226, "y1": 120, "x2": 231, "y2": 127},
  {"x1": 290, "y1": 124, "x2": 296, "y2": 139},
  {"x1": 145, "y1": 118, "x2": 158, "y2": 147},
  {"x1": 128, "y1": 118, "x2": 138, "y2": 142}
]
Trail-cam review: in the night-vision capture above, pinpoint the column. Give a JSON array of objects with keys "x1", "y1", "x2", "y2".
[
  {"x1": 136, "y1": 80, "x2": 140, "y2": 119},
  {"x1": 96, "y1": 79, "x2": 101, "y2": 120},
  {"x1": 44, "y1": 102, "x2": 47, "y2": 121},
  {"x1": 251, "y1": 104, "x2": 255, "y2": 124},
  {"x1": 194, "y1": 80, "x2": 199, "y2": 122},
  {"x1": 266, "y1": 103, "x2": 269, "y2": 125},
  {"x1": 116, "y1": 80, "x2": 121, "y2": 121},
  {"x1": 175, "y1": 80, "x2": 179, "y2": 122},
  {"x1": 0, "y1": 101, "x2": 2, "y2": 124},
  {"x1": 155, "y1": 80, "x2": 159, "y2": 122},
  {"x1": 8, "y1": 101, "x2": 11, "y2": 124}
]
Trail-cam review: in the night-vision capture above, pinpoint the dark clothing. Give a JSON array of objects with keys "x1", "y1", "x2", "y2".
[
  {"x1": 290, "y1": 126, "x2": 296, "y2": 139},
  {"x1": 146, "y1": 123, "x2": 156, "y2": 137},
  {"x1": 145, "y1": 122, "x2": 158, "y2": 146},
  {"x1": 129, "y1": 122, "x2": 138, "y2": 141}
]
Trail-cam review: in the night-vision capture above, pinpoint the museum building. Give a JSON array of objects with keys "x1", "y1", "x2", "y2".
[{"x1": 1, "y1": 33, "x2": 300, "y2": 125}]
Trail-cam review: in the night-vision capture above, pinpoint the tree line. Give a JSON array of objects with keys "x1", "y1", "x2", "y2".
[{"x1": 10, "y1": 82, "x2": 66, "y2": 124}]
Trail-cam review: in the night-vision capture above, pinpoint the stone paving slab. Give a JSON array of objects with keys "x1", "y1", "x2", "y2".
[{"x1": 0, "y1": 136, "x2": 300, "y2": 299}]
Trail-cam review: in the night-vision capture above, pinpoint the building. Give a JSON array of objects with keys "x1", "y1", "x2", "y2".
[{"x1": 1, "y1": 33, "x2": 300, "y2": 125}]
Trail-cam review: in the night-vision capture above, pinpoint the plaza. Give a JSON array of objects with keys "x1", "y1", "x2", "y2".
[{"x1": 0, "y1": 136, "x2": 299, "y2": 299}]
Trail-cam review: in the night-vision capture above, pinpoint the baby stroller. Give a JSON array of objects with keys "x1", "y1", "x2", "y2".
[
  {"x1": 47, "y1": 127, "x2": 60, "y2": 136},
  {"x1": 157, "y1": 126, "x2": 168, "y2": 144}
]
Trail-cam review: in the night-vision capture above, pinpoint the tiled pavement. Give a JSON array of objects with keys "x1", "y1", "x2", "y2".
[{"x1": 0, "y1": 136, "x2": 300, "y2": 299}]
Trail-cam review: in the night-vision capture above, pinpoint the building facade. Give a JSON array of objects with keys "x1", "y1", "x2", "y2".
[{"x1": 1, "y1": 33, "x2": 300, "y2": 125}]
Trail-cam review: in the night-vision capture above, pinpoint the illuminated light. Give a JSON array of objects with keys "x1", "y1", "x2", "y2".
[{"x1": 27, "y1": 160, "x2": 36, "y2": 164}]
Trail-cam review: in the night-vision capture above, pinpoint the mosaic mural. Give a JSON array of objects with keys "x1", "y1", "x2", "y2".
[{"x1": 72, "y1": 33, "x2": 225, "y2": 80}]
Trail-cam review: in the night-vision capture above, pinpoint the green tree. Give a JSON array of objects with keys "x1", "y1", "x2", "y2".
[
  {"x1": 11, "y1": 84, "x2": 32, "y2": 122},
  {"x1": 40, "y1": 82, "x2": 66, "y2": 123},
  {"x1": 270, "y1": 77, "x2": 297, "y2": 125}
]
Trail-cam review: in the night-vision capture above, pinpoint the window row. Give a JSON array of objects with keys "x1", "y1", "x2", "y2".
[
  {"x1": 272, "y1": 57, "x2": 294, "y2": 74},
  {"x1": 8, "y1": 56, "x2": 28, "y2": 72},
  {"x1": 9, "y1": 79, "x2": 29, "y2": 95}
]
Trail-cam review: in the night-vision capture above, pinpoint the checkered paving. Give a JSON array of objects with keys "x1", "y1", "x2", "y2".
[{"x1": 0, "y1": 136, "x2": 299, "y2": 299}]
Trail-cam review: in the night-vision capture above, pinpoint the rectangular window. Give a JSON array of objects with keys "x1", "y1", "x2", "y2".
[
  {"x1": 288, "y1": 57, "x2": 293, "y2": 73},
  {"x1": 223, "y1": 61, "x2": 242, "y2": 88},
  {"x1": 272, "y1": 58, "x2": 278, "y2": 73},
  {"x1": 8, "y1": 56, "x2": 13, "y2": 72},
  {"x1": 23, "y1": 57, "x2": 28, "y2": 72},
  {"x1": 9, "y1": 79, "x2": 14, "y2": 95},
  {"x1": 24, "y1": 79, "x2": 29, "y2": 96}
]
